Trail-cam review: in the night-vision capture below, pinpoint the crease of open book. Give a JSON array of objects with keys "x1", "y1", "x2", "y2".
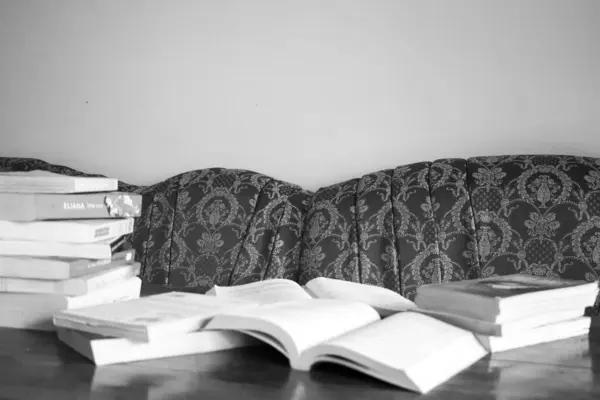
[
  {"x1": 240, "y1": 329, "x2": 289, "y2": 359},
  {"x1": 302, "y1": 352, "x2": 421, "y2": 393}
]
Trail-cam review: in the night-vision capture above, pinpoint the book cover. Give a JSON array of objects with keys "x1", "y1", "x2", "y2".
[
  {"x1": 0, "y1": 235, "x2": 125, "y2": 259},
  {"x1": 0, "y1": 262, "x2": 141, "y2": 296},
  {"x1": 0, "y1": 170, "x2": 118, "y2": 193},
  {"x1": 418, "y1": 274, "x2": 598, "y2": 299},
  {"x1": 0, "y1": 192, "x2": 142, "y2": 221},
  {"x1": 0, "y1": 277, "x2": 142, "y2": 331},
  {"x1": 0, "y1": 218, "x2": 134, "y2": 243},
  {"x1": 0, "y1": 249, "x2": 136, "y2": 280}
]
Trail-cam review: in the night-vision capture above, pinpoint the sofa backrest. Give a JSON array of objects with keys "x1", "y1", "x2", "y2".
[
  {"x1": 0, "y1": 158, "x2": 312, "y2": 293},
  {"x1": 131, "y1": 168, "x2": 311, "y2": 291},
  {"x1": 299, "y1": 155, "x2": 600, "y2": 304},
  {"x1": 3, "y1": 155, "x2": 599, "y2": 309}
]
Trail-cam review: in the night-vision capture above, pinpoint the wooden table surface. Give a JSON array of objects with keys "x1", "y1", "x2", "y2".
[{"x1": 1, "y1": 286, "x2": 599, "y2": 400}]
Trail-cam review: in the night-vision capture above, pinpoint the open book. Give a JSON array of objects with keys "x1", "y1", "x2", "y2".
[
  {"x1": 207, "y1": 277, "x2": 593, "y2": 338},
  {"x1": 206, "y1": 277, "x2": 418, "y2": 317},
  {"x1": 203, "y1": 299, "x2": 487, "y2": 394}
]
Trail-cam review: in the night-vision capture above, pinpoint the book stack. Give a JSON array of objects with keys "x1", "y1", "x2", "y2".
[
  {"x1": 0, "y1": 170, "x2": 144, "y2": 331},
  {"x1": 414, "y1": 274, "x2": 598, "y2": 353}
]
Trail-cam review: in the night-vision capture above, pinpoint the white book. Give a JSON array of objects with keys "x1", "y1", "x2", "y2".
[
  {"x1": 56, "y1": 327, "x2": 261, "y2": 366},
  {"x1": 0, "y1": 262, "x2": 140, "y2": 296},
  {"x1": 0, "y1": 218, "x2": 134, "y2": 243},
  {"x1": 53, "y1": 292, "x2": 255, "y2": 341},
  {"x1": 0, "y1": 276, "x2": 141, "y2": 331},
  {"x1": 0, "y1": 236, "x2": 122, "y2": 259},
  {"x1": 0, "y1": 170, "x2": 118, "y2": 193},
  {"x1": 0, "y1": 249, "x2": 135, "y2": 280},
  {"x1": 476, "y1": 315, "x2": 591, "y2": 353},
  {"x1": 204, "y1": 301, "x2": 487, "y2": 394},
  {"x1": 206, "y1": 277, "x2": 418, "y2": 317},
  {"x1": 415, "y1": 274, "x2": 598, "y2": 323},
  {"x1": 204, "y1": 277, "x2": 590, "y2": 339}
]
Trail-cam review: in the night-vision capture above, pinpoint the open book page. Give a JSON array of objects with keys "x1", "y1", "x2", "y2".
[
  {"x1": 205, "y1": 279, "x2": 312, "y2": 304},
  {"x1": 297, "y1": 312, "x2": 488, "y2": 393},
  {"x1": 205, "y1": 299, "x2": 380, "y2": 364},
  {"x1": 304, "y1": 277, "x2": 417, "y2": 317}
]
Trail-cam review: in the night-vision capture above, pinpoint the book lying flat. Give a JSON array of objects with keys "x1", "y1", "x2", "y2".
[
  {"x1": 0, "y1": 218, "x2": 134, "y2": 243},
  {"x1": 0, "y1": 170, "x2": 118, "y2": 193},
  {"x1": 0, "y1": 249, "x2": 135, "y2": 280},
  {"x1": 0, "y1": 191, "x2": 142, "y2": 221},
  {"x1": 56, "y1": 327, "x2": 261, "y2": 366},
  {"x1": 0, "y1": 276, "x2": 141, "y2": 331},
  {"x1": 0, "y1": 235, "x2": 125, "y2": 259},
  {"x1": 203, "y1": 301, "x2": 487, "y2": 393},
  {"x1": 419, "y1": 307, "x2": 587, "y2": 337},
  {"x1": 53, "y1": 292, "x2": 254, "y2": 342},
  {"x1": 415, "y1": 274, "x2": 598, "y2": 323},
  {"x1": 206, "y1": 277, "x2": 418, "y2": 317},
  {"x1": 0, "y1": 262, "x2": 140, "y2": 296},
  {"x1": 476, "y1": 315, "x2": 591, "y2": 353}
]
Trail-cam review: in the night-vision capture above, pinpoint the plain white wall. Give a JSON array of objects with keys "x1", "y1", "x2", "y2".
[{"x1": 1, "y1": 0, "x2": 599, "y2": 191}]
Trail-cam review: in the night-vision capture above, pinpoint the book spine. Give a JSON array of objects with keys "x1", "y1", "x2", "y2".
[
  {"x1": 66, "y1": 276, "x2": 142, "y2": 309},
  {"x1": 0, "y1": 192, "x2": 142, "y2": 221},
  {"x1": 68, "y1": 249, "x2": 136, "y2": 278},
  {"x1": 0, "y1": 240, "x2": 114, "y2": 259},
  {"x1": 0, "y1": 263, "x2": 140, "y2": 296},
  {"x1": 80, "y1": 263, "x2": 141, "y2": 295},
  {"x1": 92, "y1": 218, "x2": 135, "y2": 241}
]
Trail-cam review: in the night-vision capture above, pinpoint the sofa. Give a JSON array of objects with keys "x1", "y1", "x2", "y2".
[{"x1": 2, "y1": 155, "x2": 600, "y2": 312}]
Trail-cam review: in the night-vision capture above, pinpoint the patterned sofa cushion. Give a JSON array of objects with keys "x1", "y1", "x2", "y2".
[
  {"x1": 298, "y1": 162, "x2": 441, "y2": 300},
  {"x1": 142, "y1": 168, "x2": 312, "y2": 291},
  {"x1": 467, "y1": 156, "x2": 600, "y2": 280},
  {"x1": 0, "y1": 158, "x2": 312, "y2": 293}
]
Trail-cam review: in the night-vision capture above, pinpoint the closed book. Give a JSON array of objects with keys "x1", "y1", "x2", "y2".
[
  {"x1": 56, "y1": 328, "x2": 260, "y2": 366},
  {"x1": 0, "y1": 235, "x2": 124, "y2": 259},
  {"x1": 0, "y1": 218, "x2": 134, "y2": 243},
  {"x1": 415, "y1": 274, "x2": 599, "y2": 323},
  {"x1": 476, "y1": 316, "x2": 591, "y2": 353},
  {"x1": 0, "y1": 262, "x2": 140, "y2": 296},
  {"x1": 0, "y1": 249, "x2": 135, "y2": 280},
  {"x1": 0, "y1": 170, "x2": 118, "y2": 193},
  {"x1": 0, "y1": 192, "x2": 142, "y2": 221},
  {"x1": 53, "y1": 292, "x2": 253, "y2": 342},
  {"x1": 0, "y1": 276, "x2": 142, "y2": 331}
]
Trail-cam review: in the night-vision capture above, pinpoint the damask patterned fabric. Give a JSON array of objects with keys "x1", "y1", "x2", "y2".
[
  {"x1": 467, "y1": 155, "x2": 600, "y2": 311},
  {"x1": 430, "y1": 159, "x2": 480, "y2": 283},
  {"x1": 2, "y1": 155, "x2": 599, "y2": 312},
  {"x1": 298, "y1": 162, "x2": 442, "y2": 300},
  {"x1": 0, "y1": 158, "x2": 312, "y2": 293},
  {"x1": 299, "y1": 156, "x2": 600, "y2": 311},
  {"x1": 146, "y1": 168, "x2": 312, "y2": 290}
]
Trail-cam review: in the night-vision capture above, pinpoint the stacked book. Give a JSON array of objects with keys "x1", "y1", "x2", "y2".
[
  {"x1": 414, "y1": 274, "x2": 598, "y2": 352},
  {"x1": 0, "y1": 170, "x2": 144, "y2": 331}
]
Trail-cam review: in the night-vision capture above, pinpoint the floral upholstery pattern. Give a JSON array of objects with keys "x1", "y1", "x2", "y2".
[
  {"x1": 0, "y1": 158, "x2": 312, "y2": 293},
  {"x1": 2, "y1": 155, "x2": 599, "y2": 311},
  {"x1": 430, "y1": 159, "x2": 480, "y2": 283},
  {"x1": 467, "y1": 155, "x2": 600, "y2": 310},
  {"x1": 298, "y1": 163, "x2": 442, "y2": 300}
]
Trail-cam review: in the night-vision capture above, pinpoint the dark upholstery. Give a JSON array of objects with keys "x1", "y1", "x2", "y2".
[
  {"x1": 298, "y1": 155, "x2": 600, "y2": 312},
  {"x1": 0, "y1": 158, "x2": 312, "y2": 293},
  {"x1": 1, "y1": 155, "x2": 599, "y2": 312},
  {"x1": 298, "y1": 163, "x2": 441, "y2": 300}
]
